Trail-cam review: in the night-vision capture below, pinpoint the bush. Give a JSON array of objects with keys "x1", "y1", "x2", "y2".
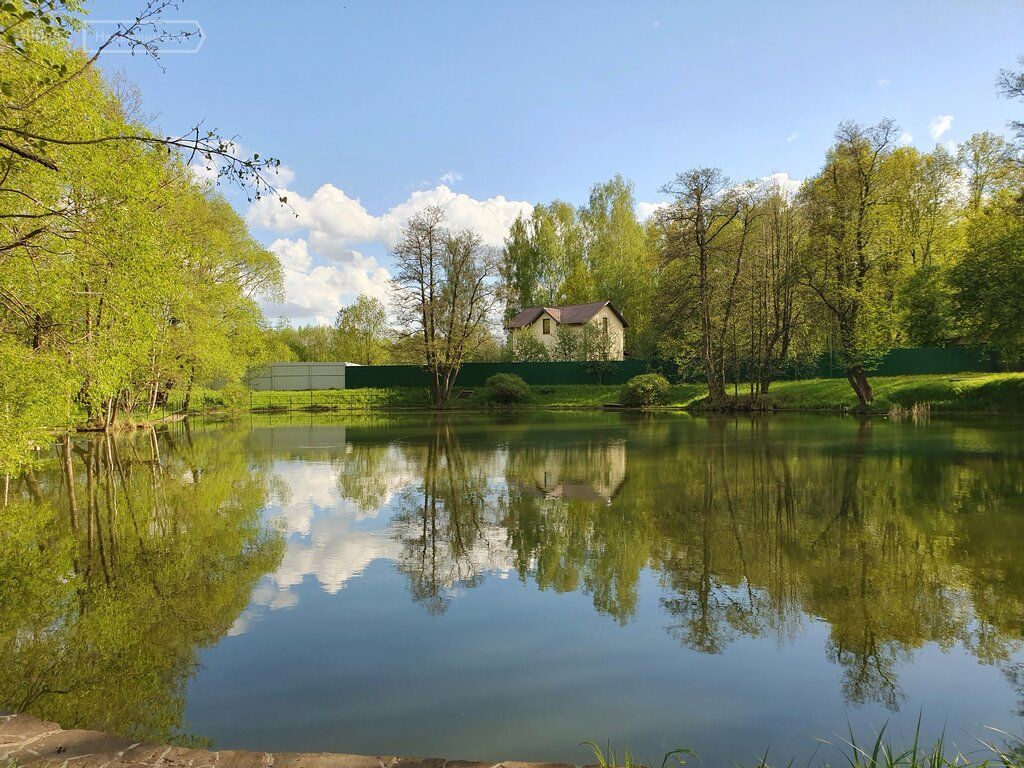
[
  {"x1": 620, "y1": 374, "x2": 670, "y2": 407},
  {"x1": 485, "y1": 373, "x2": 531, "y2": 405}
]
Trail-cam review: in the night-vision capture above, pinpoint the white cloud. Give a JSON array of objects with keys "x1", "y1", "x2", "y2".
[
  {"x1": 249, "y1": 183, "x2": 532, "y2": 250},
  {"x1": 636, "y1": 201, "x2": 669, "y2": 221},
  {"x1": 757, "y1": 172, "x2": 803, "y2": 198},
  {"x1": 878, "y1": 78, "x2": 891, "y2": 87},
  {"x1": 266, "y1": 237, "x2": 390, "y2": 325},
  {"x1": 929, "y1": 114, "x2": 954, "y2": 140},
  {"x1": 251, "y1": 184, "x2": 530, "y2": 324},
  {"x1": 439, "y1": 170, "x2": 463, "y2": 184},
  {"x1": 269, "y1": 237, "x2": 311, "y2": 272},
  {"x1": 898, "y1": 131, "x2": 914, "y2": 146},
  {"x1": 786, "y1": 131, "x2": 799, "y2": 142}
]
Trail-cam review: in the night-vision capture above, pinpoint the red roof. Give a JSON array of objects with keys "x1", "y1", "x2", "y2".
[{"x1": 506, "y1": 301, "x2": 628, "y2": 329}]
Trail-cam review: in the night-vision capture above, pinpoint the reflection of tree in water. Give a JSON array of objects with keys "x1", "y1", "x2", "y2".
[
  {"x1": 377, "y1": 415, "x2": 1024, "y2": 710},
  {"x1": 389, "y1": 420, "x2": 504, "y2": 614},
  {"x1": 0, "y1": 424, "x2": 283, "y2": 743}
]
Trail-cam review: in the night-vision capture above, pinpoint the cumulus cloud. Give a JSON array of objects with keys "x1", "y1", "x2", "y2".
[
  {"x1": 929, "y1": 115, "x2": 954, "y2": 140},
  {"x1": 249, "y1": 183, "x2": 532, "y2": 250},
  {"x1": 636, "y1": 201, "x2": 669, "y2": 221},
  {"x1": 878, "y1": 78, "x2": 891, "y2": 87},
  {"x1": 250, "y1": 184, "x2": 529, "y2": 323},
  {"x1": 269, "y1": 237, "x2": 312, "y2": 272},
  {"x1": 266, "y1": 238, "x2": 390, "y2": 325},
  {"x1": 786, "y1": 131, "x2": 799, "y2": 142},
  {"x1": 754, "y1": 172, "x2": 803, "y2": 198},
  {"x1": 439, "y1": 170, "x2": 463, "y2": 184},
  {"x1": 898, "y1": 132, "x2": 914, "y2": 146}
]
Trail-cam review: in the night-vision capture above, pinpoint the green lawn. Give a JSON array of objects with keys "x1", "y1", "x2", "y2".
[
  {"x1": 166, "y1": 371, "x2": 1024, "y2": 417},
  {"x1": 763, "y1": 371, "x2": 1024, "y2": 413}
]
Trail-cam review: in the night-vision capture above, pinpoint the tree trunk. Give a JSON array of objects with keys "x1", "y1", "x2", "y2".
[
  {"x1": 182, "y1": 370, "x2": 195, "y2": 413},
  {"x1": 845, "y1": 365, "x2": 874, "y2": 410}
]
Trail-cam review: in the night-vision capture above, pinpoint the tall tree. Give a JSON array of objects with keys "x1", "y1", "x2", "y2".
[
  {"x1": 335, "y1": 294, "x2": 391, "y2": 365},
  {"x1": 391, "y1": 207, "x2": 498, "y2": 406},
  {"x1": 659, "y1": 168, "x2": 752, "y2": 404},
  {"x1": 801, "y1": 120, "x2": 901, "y2": 409}
]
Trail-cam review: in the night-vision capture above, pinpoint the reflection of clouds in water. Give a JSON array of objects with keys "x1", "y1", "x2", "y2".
[
  {"x1": 232, "y1": 459, "x2": 404, "y2": 635},
  {"x1": 232, "y1": 453, "x2": 515, "y2": 635}
]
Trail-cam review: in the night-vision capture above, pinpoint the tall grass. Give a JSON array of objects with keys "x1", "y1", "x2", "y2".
[{"x1": 586, "y1": 720, "x2": 1024, "y2": 768}]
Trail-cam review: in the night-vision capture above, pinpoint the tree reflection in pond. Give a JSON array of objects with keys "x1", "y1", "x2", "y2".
[
  {"x1": 5, "y1": 413, "x2": 1024, "y2": 756},
  {"x1": 0, "y1": 424, "x2": 283, "y2": 743},
  {"x1": 332, "y1": 414, "x2": 1024, "y2": 710}
]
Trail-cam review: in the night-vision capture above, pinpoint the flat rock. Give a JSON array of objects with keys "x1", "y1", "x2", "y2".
[{"x1": 0, "y1": 715, "x2": 596, "y2": 768}]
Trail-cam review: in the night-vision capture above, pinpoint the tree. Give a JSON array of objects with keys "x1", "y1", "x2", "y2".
[
  {"x1": 949, "y1": 197, "x2": 1024, "y2": 360},
  {"x1": 391, "y1": 207, "x2": 499, "y2": 406},
  {"x1": 958, "y1": 132, "x2": 1019, "y2": 212},
  {"x1": 510, "y1": 332, "x2": 550, "y2": 362},
  {"x1": 800, "y1": 120, "x2": 901, "y2": 409},
  {"x1": 581, "y1": 175, "x2": 658, "y2": 353},
  {"x1": 998, "y1": 56, "x2": 1024, "y2": 143},
  {"x1": 0, "y1": 0, "x2": 284, "y2": 458},
  {"x1": 335, "y1": 294, "x2": 391, "y2": 365},
  {"x1": 742, "y1": 179, "x2": 809, "y2": 394},
  {"x1": 659, "y1": 168, "x2": 753, "y2": 404}
]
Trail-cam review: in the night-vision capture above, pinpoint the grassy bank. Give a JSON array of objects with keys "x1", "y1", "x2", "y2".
[{"x1": 150, "y1": 371, "x2": 1024, "y2": 419}]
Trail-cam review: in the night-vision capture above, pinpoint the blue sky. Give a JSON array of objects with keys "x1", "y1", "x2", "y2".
[{"x1": 91, "y1": 0, "x2": 1024, "y2": 323}]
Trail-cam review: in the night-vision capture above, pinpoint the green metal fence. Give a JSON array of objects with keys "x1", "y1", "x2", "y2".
[{"x1": 340, "y1": 347, "x2": 1000, "y2": 390}]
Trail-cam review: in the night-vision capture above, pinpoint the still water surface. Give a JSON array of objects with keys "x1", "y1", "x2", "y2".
[{"x1": 3, "y1": 413, "x2": 1024, "y2": 764}]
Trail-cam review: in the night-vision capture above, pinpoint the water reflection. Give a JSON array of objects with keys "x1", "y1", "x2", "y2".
[
  {"x1": 0, "y1": 424, "x2": 283, "y2": 743},
  {"x1": 245, "y1": 414, "x2": 1024, "y2": 712},
  {"x1": 4, "y1": 413, "x2": 1024, "y2": 756}
]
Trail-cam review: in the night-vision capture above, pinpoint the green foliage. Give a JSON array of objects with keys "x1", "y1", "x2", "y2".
[
  {"x1": 949, "y1": 207, "x2": 1024, "y2": 360},
  {"x1": 620, "y1": 374, "x2": 670, "y2": 407},
  {"x1": 335, "y1": 294, "x2": 392, "y2": 365},
  {"x1": 511, "y1": 332, "x2": 551, "y2": 362},
  {"x1": 900, "y1": 265, "x2": 955, "y2": 346},
  {"x1": 0, "y1": 340, "x2": 76, "y2": 475},
  {"x1": 0, "y1": 0, "x2": 281, "y2": 457},
  {"x1": 485, "y1": 373, "x2": 531, "y2": 405},
  {"x1": 218, "y1": 382, "x2": 250, "y2": 414}
]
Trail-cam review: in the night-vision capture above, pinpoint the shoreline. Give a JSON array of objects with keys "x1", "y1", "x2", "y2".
[{"x1": 0, "y1": 714, "x2": 582, "y2": 768}]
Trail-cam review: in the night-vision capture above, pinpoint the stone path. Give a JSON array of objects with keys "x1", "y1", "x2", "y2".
[{"x1": 0, "y1": 715, "x2": 580, "y2": 768}]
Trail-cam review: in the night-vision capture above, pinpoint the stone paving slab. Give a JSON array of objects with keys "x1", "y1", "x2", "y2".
[{"x1": 0, "y1": 715, "x2": 583, "y2": 768}]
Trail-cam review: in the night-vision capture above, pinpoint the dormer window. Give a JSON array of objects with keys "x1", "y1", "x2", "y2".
[{"x1": 542, "y1": 318, "x2": 551, "y2": 335}]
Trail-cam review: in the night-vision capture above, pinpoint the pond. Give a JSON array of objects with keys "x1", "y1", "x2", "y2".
[{"x1": 3, "y1": 412, "x2": 1024, "y2": 765}]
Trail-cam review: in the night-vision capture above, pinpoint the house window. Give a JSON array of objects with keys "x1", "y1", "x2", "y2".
[
  {"x1": 602, "y1": 317, "x2": 609, "y2": 333},
  {"x1": 542, "y1": 318, "x2": 551, "y2": 335}
]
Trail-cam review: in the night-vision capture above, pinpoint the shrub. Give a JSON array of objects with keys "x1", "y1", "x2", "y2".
[
  {"x1": 620, "y1": 374, "x2": 670, "y2": 407},
  {"x1": 485, "y1": 373, "x2": 531, "y2": 405},
  {"x1": 512, "y1": 334, "x2": 550, "y2": 362}
]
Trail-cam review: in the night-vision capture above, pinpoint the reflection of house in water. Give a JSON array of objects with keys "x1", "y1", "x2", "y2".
[
  {"x1": 507, "y1": 441, "x2": 626, "y2": 503},
  {"x1": 247, "y1": 423, "x2": 347, "y2": 459}
]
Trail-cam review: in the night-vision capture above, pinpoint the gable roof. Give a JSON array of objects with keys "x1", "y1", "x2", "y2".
[{"x1": 506, "y1": 301, "x2": 628, "y2": 329}]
